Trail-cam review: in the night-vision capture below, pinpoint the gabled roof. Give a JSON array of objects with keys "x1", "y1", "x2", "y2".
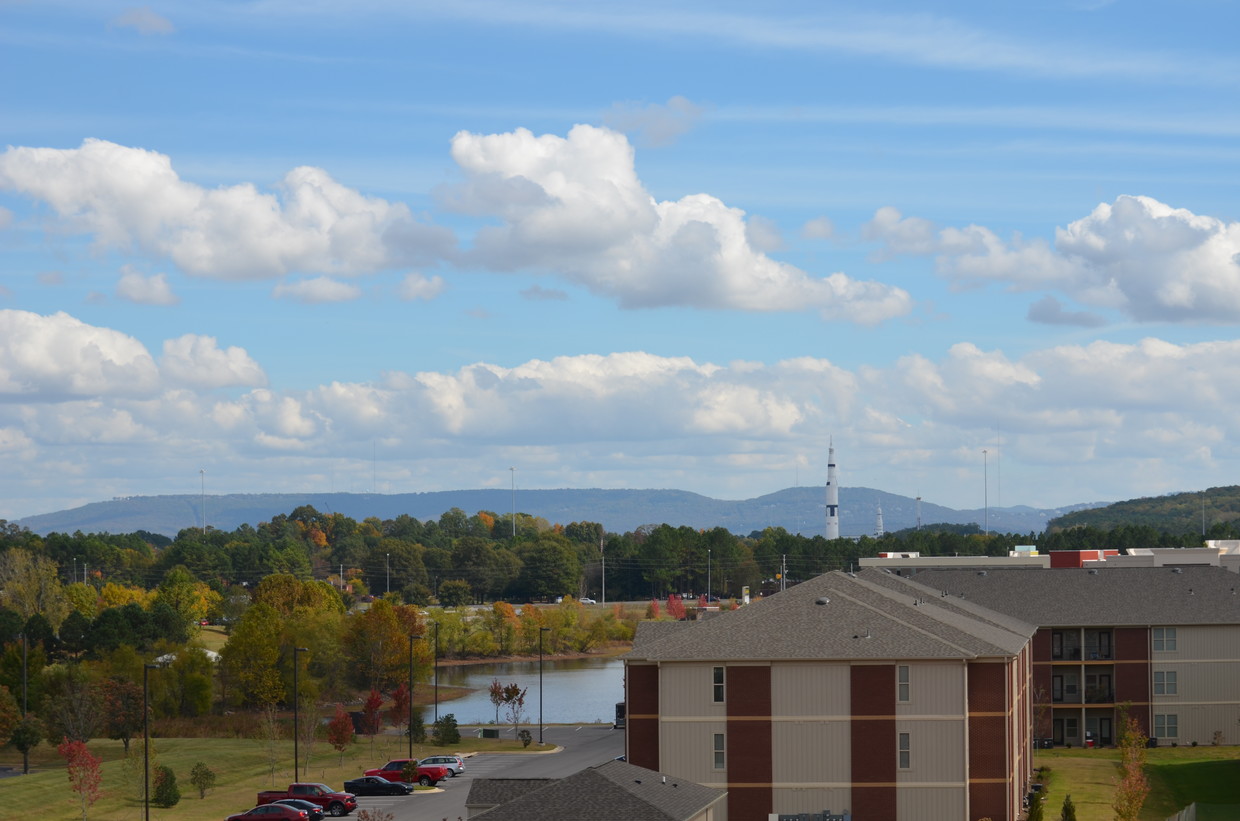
[
  {"x1": 626, "y1": 569, "x2": 1034, "y2": 664},
  {"x1": 900, "y1": 565, "x2": 1240, "y2": 627},
  {"x1": 467, "y1": 760, "x2": 724, "y2": 821}
]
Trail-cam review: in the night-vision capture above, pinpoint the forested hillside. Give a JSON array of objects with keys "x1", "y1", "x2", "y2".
[{"x1": 1047, "y1": 485, "x2": 1240, "y2": 535}]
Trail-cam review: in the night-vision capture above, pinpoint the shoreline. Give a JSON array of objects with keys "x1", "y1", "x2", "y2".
[{"x1": 432, "y1": 643, "x2": 629, "y2": 669}]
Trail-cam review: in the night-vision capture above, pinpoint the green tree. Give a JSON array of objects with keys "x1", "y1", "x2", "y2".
[
  {"x1": 0, "y1": 549, "x2": 70, "y2": 629},
  {"x1": 11, "y1": 716, "x2": 44, "y2": 773},
  {"x1": 219, "y1": 602, "x2": 283, "y2": 707},
  {"x1": 153, "y1": 764, "x2": 181, "y2": 807},
  {"x1": 437, "y1": 579, "x2": 473, "y2": 608},
  {"x1": 0, "y1": 684, "x2": 19, "y2": 744},
  {"x1": 432, "y1": 713, "x2": 460, "y2": 746},
  {"x1": 189, "y1": 761, "x2": 216, "y2": 798},
  {"x1": 1059, "y1": 793, "x2": 1076, "y2": 821}
]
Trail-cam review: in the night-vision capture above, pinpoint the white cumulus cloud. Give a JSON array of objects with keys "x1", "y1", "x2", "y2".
[
  {"x1": 0, "y1": 310, "x2": 159, "y2": 397},
  {"x1": 445, "y1": 124, "x2": 911, "y2": 324},
  {"x1": 160, "y1": 334, "x2": 267, "y2": 389},
  {"x1": 864, "y1": 196, "x2": 1240, "y2": 323},
  {"x1": 116, "y1": 266, "x2": 179, "y2": 305},
  {"x1": 0, "y1": 139, "x2": 455, "y2": 280}
]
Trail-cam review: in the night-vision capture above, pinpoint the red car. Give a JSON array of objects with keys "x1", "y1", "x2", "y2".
[
  {"x1": 364, "y1": 758, "x2": 450, "y2": 787},
  {"x1": 227, "y1": 804, "x2": 310, "y2": 821}
]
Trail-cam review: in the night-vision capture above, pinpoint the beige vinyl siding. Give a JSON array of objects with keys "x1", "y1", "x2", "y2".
[
  {"x1": 659, "y1": 662, "x2": 728, "y2": 718},
  {"x1": 894, "y1": 719, "x2": 967, "y2": 783},
  {"x1": 771, "y1": 661, "x2": 851, "y2": 715},
  {"x1": 896, "y1": 785, "x2": 967, "y2": 821},
  {"x1": 771, "y1": 787, "x2": 853, "y2": 818},
  {"x1": 772, "y1": 719, "x2": 851, "y2": 784},
  {"x1": 660, "y1": 719, "x2": 729, "y2": 786},
  {"x1": 1174, "y1": 624, "x2": 1240, "y2": 659},
  {"x1": 895, "y1": 660, "x2": 968, "y2": 716}
]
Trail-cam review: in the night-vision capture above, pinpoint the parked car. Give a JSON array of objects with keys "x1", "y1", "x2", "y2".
[
  {"x1": 255, "y1": 783, "x2": 357, "y2": 817},
  {"x1": 363, "y1": 759, "x2": 450, "y2": 787},
  {"x1": 342, "y1": 776, "x2": 414, "y2": 796},
  {"x1": 227, "y1": 805, "x2": 311, "y2": 821},
  {"x1": 272, "y1": 799, "x2": 325, "y2": 821},
  {"x1": 579, "y1": 597, "x2": 596, "y2": 605},
  {"x1": 419, "y1": 755, "x2": 465, "y2": 776}
]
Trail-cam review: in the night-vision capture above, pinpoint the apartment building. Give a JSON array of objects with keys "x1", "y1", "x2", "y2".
[
  {"x1": 902, "y1": 566, "x2": 1240, "y2": 749},
  {"x1": 625, "y1": 569, "x2": 1037, "y2": 821}
]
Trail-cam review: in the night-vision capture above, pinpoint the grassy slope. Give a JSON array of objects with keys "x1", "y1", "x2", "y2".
[
  {"x1": 1034, "y1": 746, "x2": 1240, "y2": 821},
  {"x1": 0, "y1": 731, "x2": 548, "y2": 821}
]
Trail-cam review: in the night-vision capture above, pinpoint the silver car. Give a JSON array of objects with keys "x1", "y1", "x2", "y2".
[{"x1": 419, "y1": 755, "x2": 464, "y2": 776}]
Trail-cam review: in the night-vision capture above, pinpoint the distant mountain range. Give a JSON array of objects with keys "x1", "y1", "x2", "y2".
[{"x1": 13, "y1": 487, "x2": 1103, "y2": 539}]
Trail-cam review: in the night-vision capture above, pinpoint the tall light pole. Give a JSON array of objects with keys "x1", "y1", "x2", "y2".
[
  {"x1": 408, "y1": 633, "x2": 421, "y2": 759},
  {"x1": 538, "y1": 626, "x2": 550, "y2": 745},
  {"x1": 600, "y1": 536, "x2": 606, "y2": 606},
  {"x1": 982, "y1": 449, "x2": 989, "y2": 536},
  {"x1": 432, "y1": 622, "x2": 440, "y2": 722},
  {"x1": 707, "y1": 548, "x2": 711, "y2": 603},
  {"x1": 510, "y1": 467, "x2": 516, "y2": 538},
  {"x1": 72, "y1": 556, "x2": 76, "y2": 585},
  {"x1": 143, "y1": 663, "x2": 158, "y2": 821},
  {"x1": 199, "y1": 468, "x2": 206, "y2": 534},
  {"x1": 385, "y1": 553, "x2": 390, "y2": 595},
  {"x1": 293, "y1": 647, "x2": 308, "y2": 778}
]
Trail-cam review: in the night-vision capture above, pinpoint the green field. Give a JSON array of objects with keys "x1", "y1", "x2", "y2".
[
  {"x1": 0, "y1": 730, "x2": 547, "y2": 821},
  {"x1": 1033, "y1": 746, "x2": 1240, "y2": 821}
]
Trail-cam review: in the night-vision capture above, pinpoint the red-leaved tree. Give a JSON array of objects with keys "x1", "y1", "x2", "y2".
[
  {"x1": 666, "y1": 594, "x2": 686, "y2": 621},
  {"x1": 362, "y1": 690, "x2": 384, "y2": 748},
  {"x1": 645, "y1": 599, "x2": 661, "y2": 620},
  {"x1": 387, "y1": 682, "x2": 410, "y2": 738},
  {"x1": 327, "y1": 704, "x2": 354, "y2": 763},
  {"x1": 58, "y1": 737, "x2": 103, "y2": 821}
]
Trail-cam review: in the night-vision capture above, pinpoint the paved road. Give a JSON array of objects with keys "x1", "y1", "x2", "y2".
[{"x1": 361, "y1": 725, "x2": 625, "y2": 821}]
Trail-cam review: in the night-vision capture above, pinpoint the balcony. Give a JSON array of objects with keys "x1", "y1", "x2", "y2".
[{"x1": 1084, "y1": 687, "x2": 1114, "y2": 704}]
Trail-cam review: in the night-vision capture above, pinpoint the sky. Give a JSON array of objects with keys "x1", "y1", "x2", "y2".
[{"x1": 2, "y1": 0, "x2": 1239, "y2": 523}]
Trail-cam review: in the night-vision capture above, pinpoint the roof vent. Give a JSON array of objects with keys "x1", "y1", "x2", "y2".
[
  {"x1": 1088, "y1": 569, "x2": 1099, "y2": 575},
  {"x1": 1172, "y1": 567, "x2": 1183, "y2": 573},
  {"x1": 816, "y1": 597, "x2": 830, "y2": 606},
  {"x1": 978, "y1": 570, "x2": 988, "y2": 576}
]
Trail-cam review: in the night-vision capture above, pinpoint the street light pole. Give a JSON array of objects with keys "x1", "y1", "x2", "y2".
[
  {"x1": 510, "y1": 467, "x2": 516, "y2": 538},
  {"x1": 143, "y1": 663, "x2": 158, "y2": 821},
  {"x1": 538, "y1": 626, "x2": 551, "y2": 745},
  {"x1": 432, "y1": 622, "x2": 440, "y2": 722},
  {"x1": 707, "y1": 548, "x2": 711, "y2": 603},
  {"x1": 293, "y1": 647, "x2": 308, "y2": 778},
  {"x1": 385, "y1": 553, "x2": 390, "y2": 595},
  {"x1": 408, "y1": 633, "x2": 421, "y2": 759}
]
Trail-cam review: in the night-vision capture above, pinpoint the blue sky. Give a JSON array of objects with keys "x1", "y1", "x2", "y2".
[{"x1": 2, "y1": 0, "x2": 1240, "y2": 523}]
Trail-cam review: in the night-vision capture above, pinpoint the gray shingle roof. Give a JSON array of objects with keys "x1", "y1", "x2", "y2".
[
  {"x1": 465, "y1": 778, "x2": 555, "y2": 811},
  {"x1": 468, "y1": 760, "x2": 724, "y2": 821},
  {"x1": 626, "y1": 569, "x2": 1033, "y2": 663},
  {"x1": 898, "y1": 565, "x2": 1240, "y2": 627}
]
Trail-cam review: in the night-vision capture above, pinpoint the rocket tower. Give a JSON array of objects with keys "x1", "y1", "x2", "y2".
[{"x1": 825, "y1": 438, "x2": 840, "y2": 540}]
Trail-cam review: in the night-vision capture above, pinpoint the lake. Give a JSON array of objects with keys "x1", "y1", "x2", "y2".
[{"x1": 421, "y1": 656, "x2": 624, "y2": 726}]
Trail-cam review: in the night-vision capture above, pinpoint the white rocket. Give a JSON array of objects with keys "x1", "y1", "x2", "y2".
[{"x1": 825, "y1": 438, "x2": 840, "y2": 540}]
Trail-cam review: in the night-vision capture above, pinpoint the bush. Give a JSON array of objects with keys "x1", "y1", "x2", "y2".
[
  {"x1": 431, "y1": 713, "x2": 460, "y2": 746},
  {"x1": 153, "y1": 764, "x2": 181, "y2": 807},
  {"x1": 518, "y1": 729, "x2": 532, "y2": 748},
  {"x1": 189, "y1": 761, "x2": 216, "y2": 798}
]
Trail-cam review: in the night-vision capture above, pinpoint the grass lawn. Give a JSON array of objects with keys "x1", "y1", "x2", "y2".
[
  {"x1": 1033, "y1": 746, "x2": 1240, "y2": 821},
  {"x1": 0, "y1": 728, "x2": 555, "y2": 821}
]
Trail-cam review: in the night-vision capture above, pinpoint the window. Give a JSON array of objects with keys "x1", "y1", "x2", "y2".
[
  {"x1": 713, "y1": 733, "x2": 726, "y2": 770},
  {"x1": 712, "y1": 666, "x2": 725, "y2": 703},
  {"x1": 897, "y1": 665, "x2": 910, "y2": 702},
  {"x1": 1154, "y1": 714, "x2": 1178, "y2": 739},
  {"x1": 898, "y1": 733, "x2": 911, "y2": 769},
  {"x1": 1154, "y1": 671, "x2": 1178, "y2": 695},
  {"x1": 1153, "y1": 627, "x2": 1177, "y2": 652}
]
